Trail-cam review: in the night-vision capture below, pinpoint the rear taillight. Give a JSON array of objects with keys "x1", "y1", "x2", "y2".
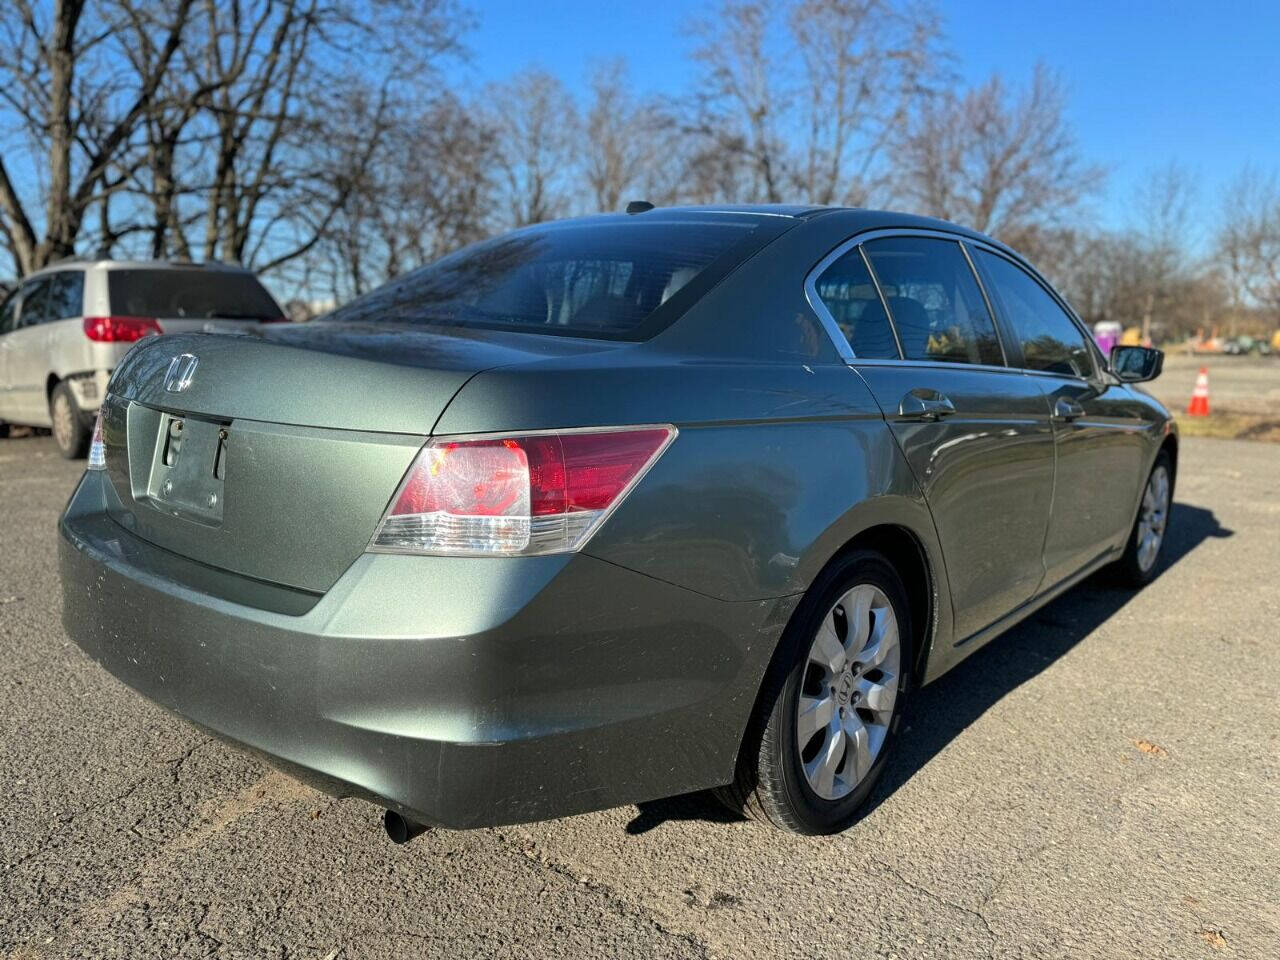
[
  {"x1": 370, "y1": 426, "x2": 676, "y2": 556},
  {"x1": 87, "y1": 410, "x2": 106, "y2": 470},
  {"x1": 83, "y1": 315, "x2": 162, "y2": 342}
]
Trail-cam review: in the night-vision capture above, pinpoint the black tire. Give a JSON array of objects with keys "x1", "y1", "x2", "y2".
[
  {"x1": 49, "y1": 381, "x2": 90, "y2": 459},
  {"x1": 716, "y1": 549, "x2": 912, "y2": 834},
  {"x1": 0, "y1": 422, "x2": 10, "y2": 439},
  {"x1": 1112, "y1": 449, "x2": 1174, "y2": 588}
]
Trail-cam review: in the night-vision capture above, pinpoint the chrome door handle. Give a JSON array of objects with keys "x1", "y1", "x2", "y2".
[
  {"x1": 899, "y1": 389, "x2": 956, "y2": 421},
  {"x1": 1053, "y1": 397, "x2": 1086, "y2": 422}
]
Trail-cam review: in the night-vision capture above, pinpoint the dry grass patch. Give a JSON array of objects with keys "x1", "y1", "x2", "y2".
[{"x1": 1174, "y1": 412, "x2": 1280, "y2": 442}]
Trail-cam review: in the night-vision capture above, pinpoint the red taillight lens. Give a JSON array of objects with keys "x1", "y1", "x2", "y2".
[
  {"x1": 372, "y1": 426, "x2": 676, "y2": 555},
  {"x1": 83, "y1": 316, "x2": 162, "y2": 342}
]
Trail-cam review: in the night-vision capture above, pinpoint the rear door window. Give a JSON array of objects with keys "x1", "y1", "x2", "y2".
[
  {"x1": 16, "y1": 276, "x2": 53, "y2": 328},
  {"x1": 0, "y1": 290, "x2": 17, "y2": 335},
  {"x1": 44, "y1": 271, "x2": 85, "y2": 321},
  {"x1": 813, "y1": 247, "x2": 899, "y2": 359},
  {"x1": 862, "y1": 236, "x2": 1004, "y2": 366},
  {"x1": 972, "y1": 249, "x2": 1095, "y2": 379},
  {"x1": 107, "y1": 269, "x2": 281, "y2": 320}
]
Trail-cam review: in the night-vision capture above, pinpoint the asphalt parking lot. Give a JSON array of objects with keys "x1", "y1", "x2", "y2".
[
  {"x1": 2, "y1": 432, "x2": 1278, "y2": 959},
  {"x1": 1148, "y1": 354, "x2": 1280, "y2": 419}
]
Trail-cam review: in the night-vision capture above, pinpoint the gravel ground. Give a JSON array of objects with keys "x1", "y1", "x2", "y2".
[{"x1": 2, "y1": 433, "x2": 1277, "y2": 960}]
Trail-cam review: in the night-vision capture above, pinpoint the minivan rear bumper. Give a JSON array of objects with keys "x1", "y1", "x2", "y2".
[
  {"x1": 58, "y1": 472, "x2": 788, "y2": 828},
  {"x1": 65, "y1": 369, "x2": 112, "y2": 414}
]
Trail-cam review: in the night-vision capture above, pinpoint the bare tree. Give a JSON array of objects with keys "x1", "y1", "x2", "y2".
[
  {"x1": 895, "y1": 64, "x2": 1104, "y2": 247},
  {"x1": 1218, "y1": 166, "x2": 1280, "y2": 321},
  {"x1": 687, "y1": 0, "x2": 943, "y2": 205},
  {"x1": 314, "y1": 93, "x2": 496, "y2": 300},
  {"x1": 1124, "y1": 162, "x2": 1200, "y2": 341},
  {"x1": 788, "y1": 0, "x2": 945, "y2": 204},
  {"x1": 487, "y1": 68, "x2": 581, "y2": 227},
  {"x1": 688, "y1": 0, "x2": 788, "y2": 203},
  {"x1": 0, "y1": 0, "x2": 465, "y2": 287},
  {"x1": 0, "y1": 0, "x2": 193, "y2": 274},
  {"x1": 582, "y1": 60, "x2": 682, "y2": 212}
]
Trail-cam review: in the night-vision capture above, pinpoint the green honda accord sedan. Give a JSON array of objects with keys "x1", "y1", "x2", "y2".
[{"x1": 58, "y1": 206, "x2": 1175, "y2": 837}]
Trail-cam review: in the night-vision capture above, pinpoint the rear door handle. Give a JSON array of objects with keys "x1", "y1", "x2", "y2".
[
  {"x1": 1052, "y1": 397, "x2": 1086, "y2": 422},
  {"x1": 899, "y1": 389, "x2": 956, "y2": 421}
]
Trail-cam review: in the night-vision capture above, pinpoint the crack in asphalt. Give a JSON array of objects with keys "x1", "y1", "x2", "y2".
[
  {"x1": 978, "y1": 838, "x2": 1058, "y2": 911},
  {"x1": 869, "y1": 856, "x2": 999, "y2": 960},
  {"x1": 1, "y1": 771, "x2": 153, "y2": 879},
  {"x1": 2, "y1": 739, "x2": 212, "y2": 881},
  {"x1": 11, "y1": 770, "x2": 297, "y2": 957},
  {"x1": 500, "y1": 828, "x2": 716, "y2": 960}
]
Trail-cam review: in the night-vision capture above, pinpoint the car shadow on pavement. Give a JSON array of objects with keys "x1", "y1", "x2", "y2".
[{"x1": 625, "y1": 503, "x2": 1232, "y2": 835}]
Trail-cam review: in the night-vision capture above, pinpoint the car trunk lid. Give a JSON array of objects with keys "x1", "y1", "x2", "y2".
[{"x1": 99, "y1": 324, "x2": 612, "y2": 592}]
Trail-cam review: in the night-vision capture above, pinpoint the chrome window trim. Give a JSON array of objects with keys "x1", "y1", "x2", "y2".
[
  {"x1": 844, "y1": 358, "x2": 1028, "y2": 376},
  {"x1": 803, "y1": 242, "x2": 859, "y2": 362},
  {"x1": 805, "y1": 226, "x2": 1014, "y2": 367}
]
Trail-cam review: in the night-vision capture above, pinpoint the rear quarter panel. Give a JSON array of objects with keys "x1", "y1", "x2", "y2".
[{"x1": 435, "y1": 354, "x2": 955, "y2": 678}]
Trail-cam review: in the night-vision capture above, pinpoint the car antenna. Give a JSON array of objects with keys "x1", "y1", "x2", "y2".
[{"x1": 625, "y1": 200, "x2": 654, "y2": 214}]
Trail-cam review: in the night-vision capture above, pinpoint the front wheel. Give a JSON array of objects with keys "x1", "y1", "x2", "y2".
[
  {"x1": 1112, "y1": 450, "x2": 1173, "y2": 587},
  {"x1": 716, "y1": 549, "x2": 911, "y2": 834},
  {"x1": 50, "y1": 382, "x2": 90, "y2": 459}
]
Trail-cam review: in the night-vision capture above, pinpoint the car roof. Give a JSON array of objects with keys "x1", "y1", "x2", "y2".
[
  {"x1": 614, "y1": 204, "x2": 1014, "y2": 252},
  {"x1": 638, "y1": 204, "x2": 832, "y2": 218},
  {"x1": 24, "y1": 259, "x2": 254, "y2": 279}
]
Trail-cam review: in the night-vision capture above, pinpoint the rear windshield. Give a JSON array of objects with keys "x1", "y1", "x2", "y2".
[
  {"x1": 322, "y1": 217, "x2": 773, "y2": 340},
  {"x1": 108, "y1": 269, "x2": 281, "y2": 321}
]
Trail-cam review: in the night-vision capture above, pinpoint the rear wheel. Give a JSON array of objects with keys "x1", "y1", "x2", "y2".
[
  {"x1": 50, "y1": 382, "x2": 90, "y2": 459},
  {"x1": 0, "y1": 422, "x2": 9, "y2": 439},
  {"x1": 1112, "y1": 450, "x2": 1173, "y2": 587},
  {"x1": 716, "y1": 549, "x2": 911, "y2": 834}
]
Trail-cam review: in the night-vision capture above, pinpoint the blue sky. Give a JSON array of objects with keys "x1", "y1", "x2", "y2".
[{"x1": 461, "y1": 0, "x2": 1280, "y2": 233}]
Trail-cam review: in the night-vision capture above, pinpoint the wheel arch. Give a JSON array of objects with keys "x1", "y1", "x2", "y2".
[
  {"x1": 814, "y1": 523, "x2": 938, "y2": 690},
  {"x1": 1159, "y1": 431, "x2": 1178, "y2": 492}
]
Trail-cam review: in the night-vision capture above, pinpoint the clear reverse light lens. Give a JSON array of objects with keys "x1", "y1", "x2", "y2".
[{"x1": 370, "y1": 426, "x2": 676, "y2": 556}]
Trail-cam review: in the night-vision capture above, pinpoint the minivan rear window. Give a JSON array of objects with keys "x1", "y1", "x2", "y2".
[
  {"x1": 107, "y1": 269, "x2": 281, "y2": 321},
  {"x1": 322, "y1": 217, "x2": 779, "y2": 340}
]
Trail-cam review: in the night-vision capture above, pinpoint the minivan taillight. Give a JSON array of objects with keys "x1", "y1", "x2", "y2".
[
  {"x1": 83, "y1": 315, "x2": 162, "y2": 342},
  {"x1": 370, "y1": 426, "x2": 677, "y2": 556}
]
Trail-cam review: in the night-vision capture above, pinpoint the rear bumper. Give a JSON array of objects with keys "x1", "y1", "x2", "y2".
[{"x1": 59, "y1": 472, "x2": 791, "y2": 828}]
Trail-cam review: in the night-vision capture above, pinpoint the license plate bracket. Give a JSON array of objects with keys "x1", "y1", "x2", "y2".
[{"x1": 146, "y1": 413, "x2": 228, "y2": 524}]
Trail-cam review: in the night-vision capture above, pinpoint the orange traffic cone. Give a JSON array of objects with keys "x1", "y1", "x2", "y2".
[{"x1": 1187, "y1": 366, "x2": 1211, "y2": 417}]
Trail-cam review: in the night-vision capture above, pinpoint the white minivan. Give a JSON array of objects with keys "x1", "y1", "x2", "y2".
[{"x1": 0, "y1": 260, "x2": 283, "y2": 457}]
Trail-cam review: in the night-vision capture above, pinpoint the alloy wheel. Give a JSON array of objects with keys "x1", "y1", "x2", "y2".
[
  {"x1": 1137, "y1": 465, "x2": 1170, "y2": 572},
  {"x1": 796, "y1": 583, "x2": 901, "y2": 801}
]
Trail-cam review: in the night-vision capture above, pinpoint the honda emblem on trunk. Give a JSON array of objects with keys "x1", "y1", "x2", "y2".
[{"x1": 164, "y1": 354, "x2": 199, "y2": 393}]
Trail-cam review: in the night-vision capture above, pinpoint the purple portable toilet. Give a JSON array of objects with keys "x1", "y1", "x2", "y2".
[{"x1": 1094, "y1": 321, "x2": 1121, "y2": 358}]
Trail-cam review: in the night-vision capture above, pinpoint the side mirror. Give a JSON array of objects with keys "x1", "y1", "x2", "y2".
[{"x1": 1110, "y1": 345, "x2": 1163, "y2": 383}]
